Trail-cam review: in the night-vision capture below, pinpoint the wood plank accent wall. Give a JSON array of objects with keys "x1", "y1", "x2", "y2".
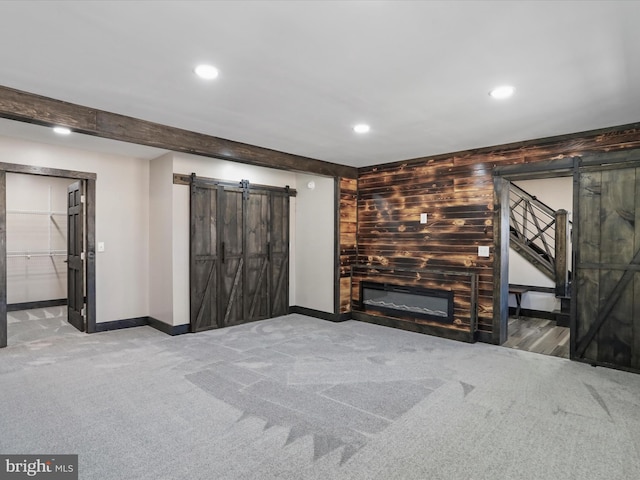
[
  {"x1": 339, "y1": 178, "x2": 357, "y2": 313},
  {"x1": 348, "y1": 123, "x2": 640, "y2": 341},
  {"x1": 352, "y1": 266, "x2": 477, "y2": 340}
]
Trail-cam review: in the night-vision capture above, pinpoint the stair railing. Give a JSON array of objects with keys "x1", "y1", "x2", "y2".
[{"x1": 509, "y1": 183, "x2": 570, "y2": 297}]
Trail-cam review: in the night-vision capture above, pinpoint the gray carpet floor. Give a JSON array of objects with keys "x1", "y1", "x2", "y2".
[
  {"x1": 7, "y1": 306, "x2": 82, "y2": 345},
  {"x1": 1, "y1": 312, "x2": 639, "y2": 479}
]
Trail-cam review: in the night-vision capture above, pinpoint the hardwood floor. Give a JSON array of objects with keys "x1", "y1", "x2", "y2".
[{"x1": 502, "y1": 316, "x2": 570, "y2": 359}]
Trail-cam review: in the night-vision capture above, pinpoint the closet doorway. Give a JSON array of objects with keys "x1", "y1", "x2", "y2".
[
  {"x1": 0, "y1": 163, "x2": 96, "y2": 348},
  {"x1": 190, "y1": 177, "x2": 293, "y2": 332}
]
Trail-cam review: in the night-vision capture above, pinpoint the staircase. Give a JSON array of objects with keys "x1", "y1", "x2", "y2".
[{"x1": 509, "y1": 183, "x2": 571, "y2": 326}]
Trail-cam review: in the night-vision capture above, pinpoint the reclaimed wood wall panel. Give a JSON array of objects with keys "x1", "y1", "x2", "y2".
[
  {"x1": 339, "y1": 178, "x2": 357, "y2": 313},
  {"x1": 357, "y1": 161, "x2": 494, "y2": 334},
  {"x1": 353, "y1": 124, "x2": 640, "y2": 341}
]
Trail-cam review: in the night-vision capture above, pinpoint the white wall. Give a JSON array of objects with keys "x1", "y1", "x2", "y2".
[
  {"x1": 0, "y1": 136, "x2": 150, "y2": 323},
  {"x1": 149, "y1": 153, "x2": 174, "y2": 324},
  {"x1": 6, "y1": 173, "x2": 70, "y2": 303},
  {"x1": 293, "y1": 173, "x2": 335, "y2": 313},
  {"x1": 508, "y1": 176, "x2": 572, "y2": 311},
  {"x1": 170, "y1": 153, "x2": 300, "y2": 326},
  {"x1": 0, "y1": 135, "x2": 338, "y2": 328},
  {"x1": 172, "y1": 183, "x2": 190, "y2": 326},
  {"x1": 168, "y1": 153, "x2": 336, "y2": 325}
]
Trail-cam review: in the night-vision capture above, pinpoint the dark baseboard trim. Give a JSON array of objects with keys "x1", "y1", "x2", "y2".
[
  {"x1": 572, "y1": 356, "x2": 640, "y2": 376},
  {"x1": 352, "y1": 311, "x2": 475, "y2": 343},
  {"x1": 95, "y1": 316, "x2": 148, "y2": 332},
  {"x1": 147, "y1": 317, "x2": 190, "y2": 336},
  {"x1": 508, "y1": 307, "x2": 571, "y2": 327},
  {"x1": 94, "y1": 316, "x2": 190, "y2": 336},
  {"x1": 289, "y1": 306, "x2": 351, "y2": 322},
  {"x1": 7, "y1": 298, "x2": 67, "y2": 312},
  {"x1": 508, "y1": 307, "x2": 559, "y2": 322},
  {"x1": 475, "y1": 330, "x2": 496, "y2": 345},
  {"x1": 555, "y1": 316, "x2": 570, "y2": 328}
]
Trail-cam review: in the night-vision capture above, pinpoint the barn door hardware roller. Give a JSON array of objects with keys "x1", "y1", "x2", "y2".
[{"x1": 240, "y1": 179, "x2": 250, "y2": 200}]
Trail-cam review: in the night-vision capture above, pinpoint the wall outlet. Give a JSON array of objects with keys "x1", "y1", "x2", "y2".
[
  {"x1": 98, "y1": 242, "x2": 105, "y2": 252},
  {"x1": 420, "y1": 213, "x2": 428, "y2": 224},
  {"x1": 478, "y1": 246, "x2": 490, "y2": 257}
]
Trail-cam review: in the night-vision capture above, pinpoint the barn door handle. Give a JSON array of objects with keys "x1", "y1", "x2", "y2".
[
  {"x1": 267, "y1": 242, "x2": 271, "y2": 262},
  {"x1": 221, "y1": 242, "x2": 225, "y2": 263}
]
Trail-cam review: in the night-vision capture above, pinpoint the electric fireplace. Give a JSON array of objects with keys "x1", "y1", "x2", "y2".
[{"x1": 360, "y1": 281, "x2": 454, "y2": 323}]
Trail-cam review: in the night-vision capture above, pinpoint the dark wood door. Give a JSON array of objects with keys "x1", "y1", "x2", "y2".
[
  {"x1": 190, "y1": 179, "x2": 290, "y2": 331},
  {"x1": 574, "y1": 164, "x2": 640, "y2": 370},
  {"x1": 190, "y1": 184, "x2": 219, "y2": 332},
  {"x1": 269, "y1": 192, "x2": 290, "y2": 317},
  {"x1": 245, "y1": 191, "x2": 270, "y2": 321},
  {"x1": 219, "y1": 188, "x2": 245, "y2": 327},
  {"x1": 67, "y1": 180, "x2": 85, "y2": 331}
]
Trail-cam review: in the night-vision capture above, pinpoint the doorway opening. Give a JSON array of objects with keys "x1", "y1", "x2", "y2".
[
  {"x1": 493, "y1": 158, "x2": 575, "y2": 359},
  {"x1": 0, "y1": 163, "x2": 96, "y2": 348},
  {"x1": 495, "y1": 149, "x2": 640, "y2": 373},
  {"x1": 501, "y1": 176, "x2": 573, "y2": 359},
  {"x1": 6, "y1": 173, "x2": 79, "y2": 345}
]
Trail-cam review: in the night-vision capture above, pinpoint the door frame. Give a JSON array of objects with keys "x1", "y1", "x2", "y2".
[
  {"x1": 492, "y1": 157, "x2": 576, "y2": 346},
  {"x1": 0, "y1": 162, "x2": 96, "y2": 347}
]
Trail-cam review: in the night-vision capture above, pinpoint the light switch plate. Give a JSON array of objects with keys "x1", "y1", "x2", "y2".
[
  {"x1": 478, "y1": 246, "x2": 490, "y2": 257},
  {"x1": 420, "y1": 213, "x2": 428, "y2": 224},
  {"x1": 98, "y1": 242, "x2": 105, "y2": 252}
]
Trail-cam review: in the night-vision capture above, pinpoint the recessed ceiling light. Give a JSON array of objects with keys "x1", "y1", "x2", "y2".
[
  {"x1": 353, "y1": 124, "x2": 370, "y2": 134},
  {"x1": 53, "y1": 126, "x2": 71, "y2": 135},
  {"x1": 489, "y1": 85, "x2": 515, "y2": 99},
  {"x1": 194, "y1": 64, "x2": 219, "y2": 80}
]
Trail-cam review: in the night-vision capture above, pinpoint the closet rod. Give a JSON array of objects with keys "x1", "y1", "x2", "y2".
[
  {"x1": 6, "y1": 209, "x2": 66, "y2": 216},
  {"x1": 7, "y1": 252, "x2": 67, "y2": 258}
]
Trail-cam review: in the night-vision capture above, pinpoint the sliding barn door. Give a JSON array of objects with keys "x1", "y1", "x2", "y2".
[
  {"x1": 270, "y1": 192, "x2": 290, "y2": 317},
  {"x1": 190, "y1": 184, "x2": 219, "y2": 332},
  {"x1": 190, "y1": 179, "x2": 291, "y2": 332},
  {"x1": 245, "y1": 191, "x2": 270, "y2": 322},
  {"x1": 574, "y1": 162, "x2": 640, "y2": 370},
  {"x1": 219, "y1": 188, "x2": 245, "y2": 327}
]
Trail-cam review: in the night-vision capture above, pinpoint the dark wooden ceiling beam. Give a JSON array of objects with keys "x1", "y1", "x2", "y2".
[{"x1": 0, "y1": 85, "x2": 357, "y2": 178}]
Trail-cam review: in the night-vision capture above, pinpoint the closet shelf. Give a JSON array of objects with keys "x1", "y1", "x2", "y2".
[
  {"x1": 7, "y1": 209, "x2": 66, "y2": 216},
  {"x1": 7, "y1": 250, "x2": 67, "y2": 258}
]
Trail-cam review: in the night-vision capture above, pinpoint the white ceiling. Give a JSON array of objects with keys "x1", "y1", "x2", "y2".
[{"x1": 1, "y1": 0, "x2": 639, "y2": 168}]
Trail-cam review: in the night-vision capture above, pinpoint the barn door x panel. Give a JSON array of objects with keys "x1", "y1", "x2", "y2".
[
  {"x1": 245, "y1": 190, "x2": 270, "y2": 322},
  {"x1": 269, "y1": 192, "x2": 290, "y2": 318},
  {"x1": 190, "y1": 179, "x2": 290, "y2": 332},
  {"x1": 574, "y1": 164, "x2": 640, "y2": 370},
  {"x1": 190, "y1": 184, "x2": 219, "y2": 332}
]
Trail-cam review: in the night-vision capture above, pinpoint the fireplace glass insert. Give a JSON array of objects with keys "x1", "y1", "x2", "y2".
[{"x1": 360, "y1": 281, "x2": 454, "y2": 323}]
